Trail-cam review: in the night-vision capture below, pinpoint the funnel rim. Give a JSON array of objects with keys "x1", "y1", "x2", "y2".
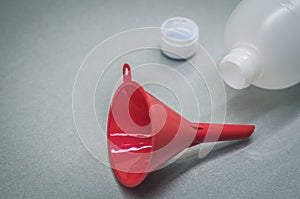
[{"x1": 107, "y1": 79, "x2": 155, "y2": 187}]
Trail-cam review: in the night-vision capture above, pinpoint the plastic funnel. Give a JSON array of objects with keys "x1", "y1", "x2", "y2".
[{"x1": 107, "y1": 64, "x2": 255, "y2": 188}]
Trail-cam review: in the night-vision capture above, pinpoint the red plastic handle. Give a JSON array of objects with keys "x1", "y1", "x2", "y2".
[{"x1": 123, "y1": 63, "x2": 132, "y2": 82}]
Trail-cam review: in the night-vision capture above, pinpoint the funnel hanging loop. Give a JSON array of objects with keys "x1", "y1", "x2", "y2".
[{"x1": 123, "y1": 63, "x2": 132, "y2": 82}]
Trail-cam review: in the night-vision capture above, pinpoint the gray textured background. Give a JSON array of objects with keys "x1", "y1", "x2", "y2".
[{"x1": 1, "y1": 0, "x2": 300, "y2": 198}]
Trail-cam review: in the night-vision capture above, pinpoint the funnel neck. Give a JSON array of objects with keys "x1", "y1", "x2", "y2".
[
  {"x1": 190, "y1": 122, "x2": 255, "y2": 147},
  {"x1": 219, "y1": 46, "x2": 262, "y2": 89}
]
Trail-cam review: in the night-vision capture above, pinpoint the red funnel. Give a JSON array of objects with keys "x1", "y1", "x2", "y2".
[{"x1": 107, "y1": 64, "x2": 255, "y2": 188}]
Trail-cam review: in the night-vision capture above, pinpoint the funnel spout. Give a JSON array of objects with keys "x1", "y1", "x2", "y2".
[{"x1": 190, "y1": 123, "x2": 255, "y2": 146}]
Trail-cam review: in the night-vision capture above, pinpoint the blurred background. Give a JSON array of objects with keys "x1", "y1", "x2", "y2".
[{"x1": 0, "y1": 0, "x2": 299, "y2": 198}]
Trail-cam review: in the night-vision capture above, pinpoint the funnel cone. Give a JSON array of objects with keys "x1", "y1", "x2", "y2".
[{"x1": 107, "y1": 64, "x2": 255, "y2": 188}]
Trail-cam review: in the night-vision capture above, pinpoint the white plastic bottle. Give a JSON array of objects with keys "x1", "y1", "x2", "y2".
[{"x1": 219, "y1": 0, "x2": 300, "y2": 90}]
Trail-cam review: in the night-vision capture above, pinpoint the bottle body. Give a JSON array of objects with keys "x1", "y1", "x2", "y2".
[{"x1": 219, "y1": 0, "x2": 300, "y2": 89}]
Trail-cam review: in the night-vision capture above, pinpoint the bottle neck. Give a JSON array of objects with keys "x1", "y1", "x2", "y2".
[{"x1": 219, "y1": 47, "x2": 262, "y2": 89}]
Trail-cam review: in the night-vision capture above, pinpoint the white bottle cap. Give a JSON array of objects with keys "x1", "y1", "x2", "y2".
[{"x1": 160, "y1": 17, "x2": 199, "y2": 60}]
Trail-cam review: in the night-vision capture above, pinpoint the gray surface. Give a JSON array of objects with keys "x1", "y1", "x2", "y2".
[{"x1": 0, "y1": 0, "x2": 300, "y2": 198}]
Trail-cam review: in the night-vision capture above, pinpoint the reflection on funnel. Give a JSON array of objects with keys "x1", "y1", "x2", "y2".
[{"x1": 107, "y1": 64, "x2": 255, "y2": 188}]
